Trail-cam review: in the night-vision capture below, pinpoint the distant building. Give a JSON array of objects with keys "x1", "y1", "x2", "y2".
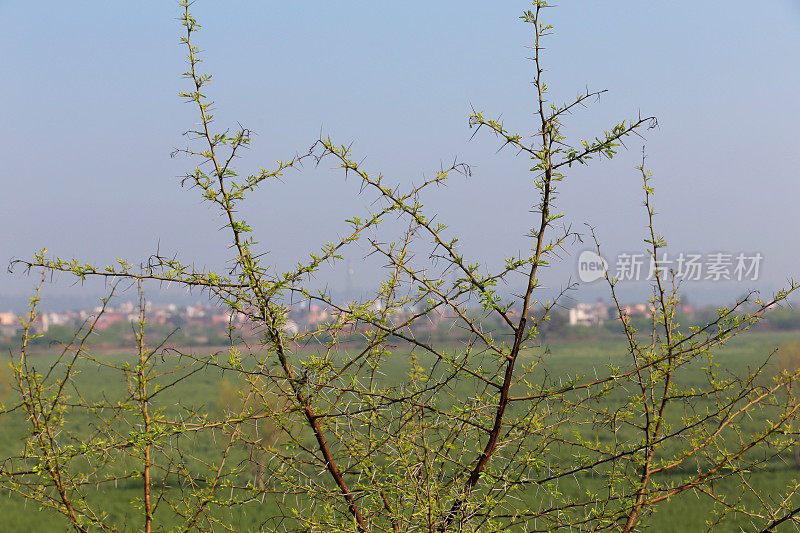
[
  {"x1": 95, "y1": 312, "x2": 124, "y2": 330},
  {"x1": 569, "y1": 303, "x2": 609, "y2": 326},
  {"x1": 0, "y1": 310, "x2": 17, "y2": 336},
  {"x1": 282, "y1": 320, "x2": 299, "y2": 335},
  {"x1": 620, "y1": 303, "x2": 653, "y2": 320}
]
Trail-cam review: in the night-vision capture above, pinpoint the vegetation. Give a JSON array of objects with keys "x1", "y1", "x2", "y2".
[
  {"x1": 4, "y1": 2, "x2": 800, "y2": 531},
  {"x1": 2, "y1": 335, "x2": 800, "y2": 531}
]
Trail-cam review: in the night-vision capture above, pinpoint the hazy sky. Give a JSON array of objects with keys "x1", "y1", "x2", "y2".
[{"x1": 2, "y1": 1, "x2": 799, "y2": 308}]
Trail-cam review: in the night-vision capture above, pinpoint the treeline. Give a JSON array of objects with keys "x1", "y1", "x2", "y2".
[{"x1": 5, "y1": 305, "x2": 798, "y2": 351}]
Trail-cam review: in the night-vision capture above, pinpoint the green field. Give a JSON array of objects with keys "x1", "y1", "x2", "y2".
[{"x1": 2, "y1": 331, "x2": 800, "y2": 531}]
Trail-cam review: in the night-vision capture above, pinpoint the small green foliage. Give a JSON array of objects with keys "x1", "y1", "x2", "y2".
[{"x1": 3, "y1": 3, "x2": 798, "y2": 532}]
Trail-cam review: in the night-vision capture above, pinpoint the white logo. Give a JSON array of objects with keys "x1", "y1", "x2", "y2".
[{"x1": 577, "y1": 250, "x2": 608, "y2": 283}]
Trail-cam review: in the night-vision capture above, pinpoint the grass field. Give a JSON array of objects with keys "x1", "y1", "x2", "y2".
[{"x1": 2, "y1": 330, "x2": 800, "y2": 531}]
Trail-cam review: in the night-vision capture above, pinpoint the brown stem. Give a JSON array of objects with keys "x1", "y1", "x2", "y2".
[
  {"x1": 439, "y1": 8, "x2": 555, "y2": 529},
  {"x1": 182, "y1": 8, "x2": 368, "y2": 528},
  {"x1": 136, "y1": 283, "x2": 153, "y2": 533}
]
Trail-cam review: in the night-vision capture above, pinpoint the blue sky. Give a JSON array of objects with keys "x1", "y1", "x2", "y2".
[{"x1": 1, "y1": 1, "x2": 799, "y2": 306}]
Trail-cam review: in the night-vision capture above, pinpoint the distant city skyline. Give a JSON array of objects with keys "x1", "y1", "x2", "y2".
[{"x1": 2, "y1": 2, "x2": 798, "y2": 309}]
